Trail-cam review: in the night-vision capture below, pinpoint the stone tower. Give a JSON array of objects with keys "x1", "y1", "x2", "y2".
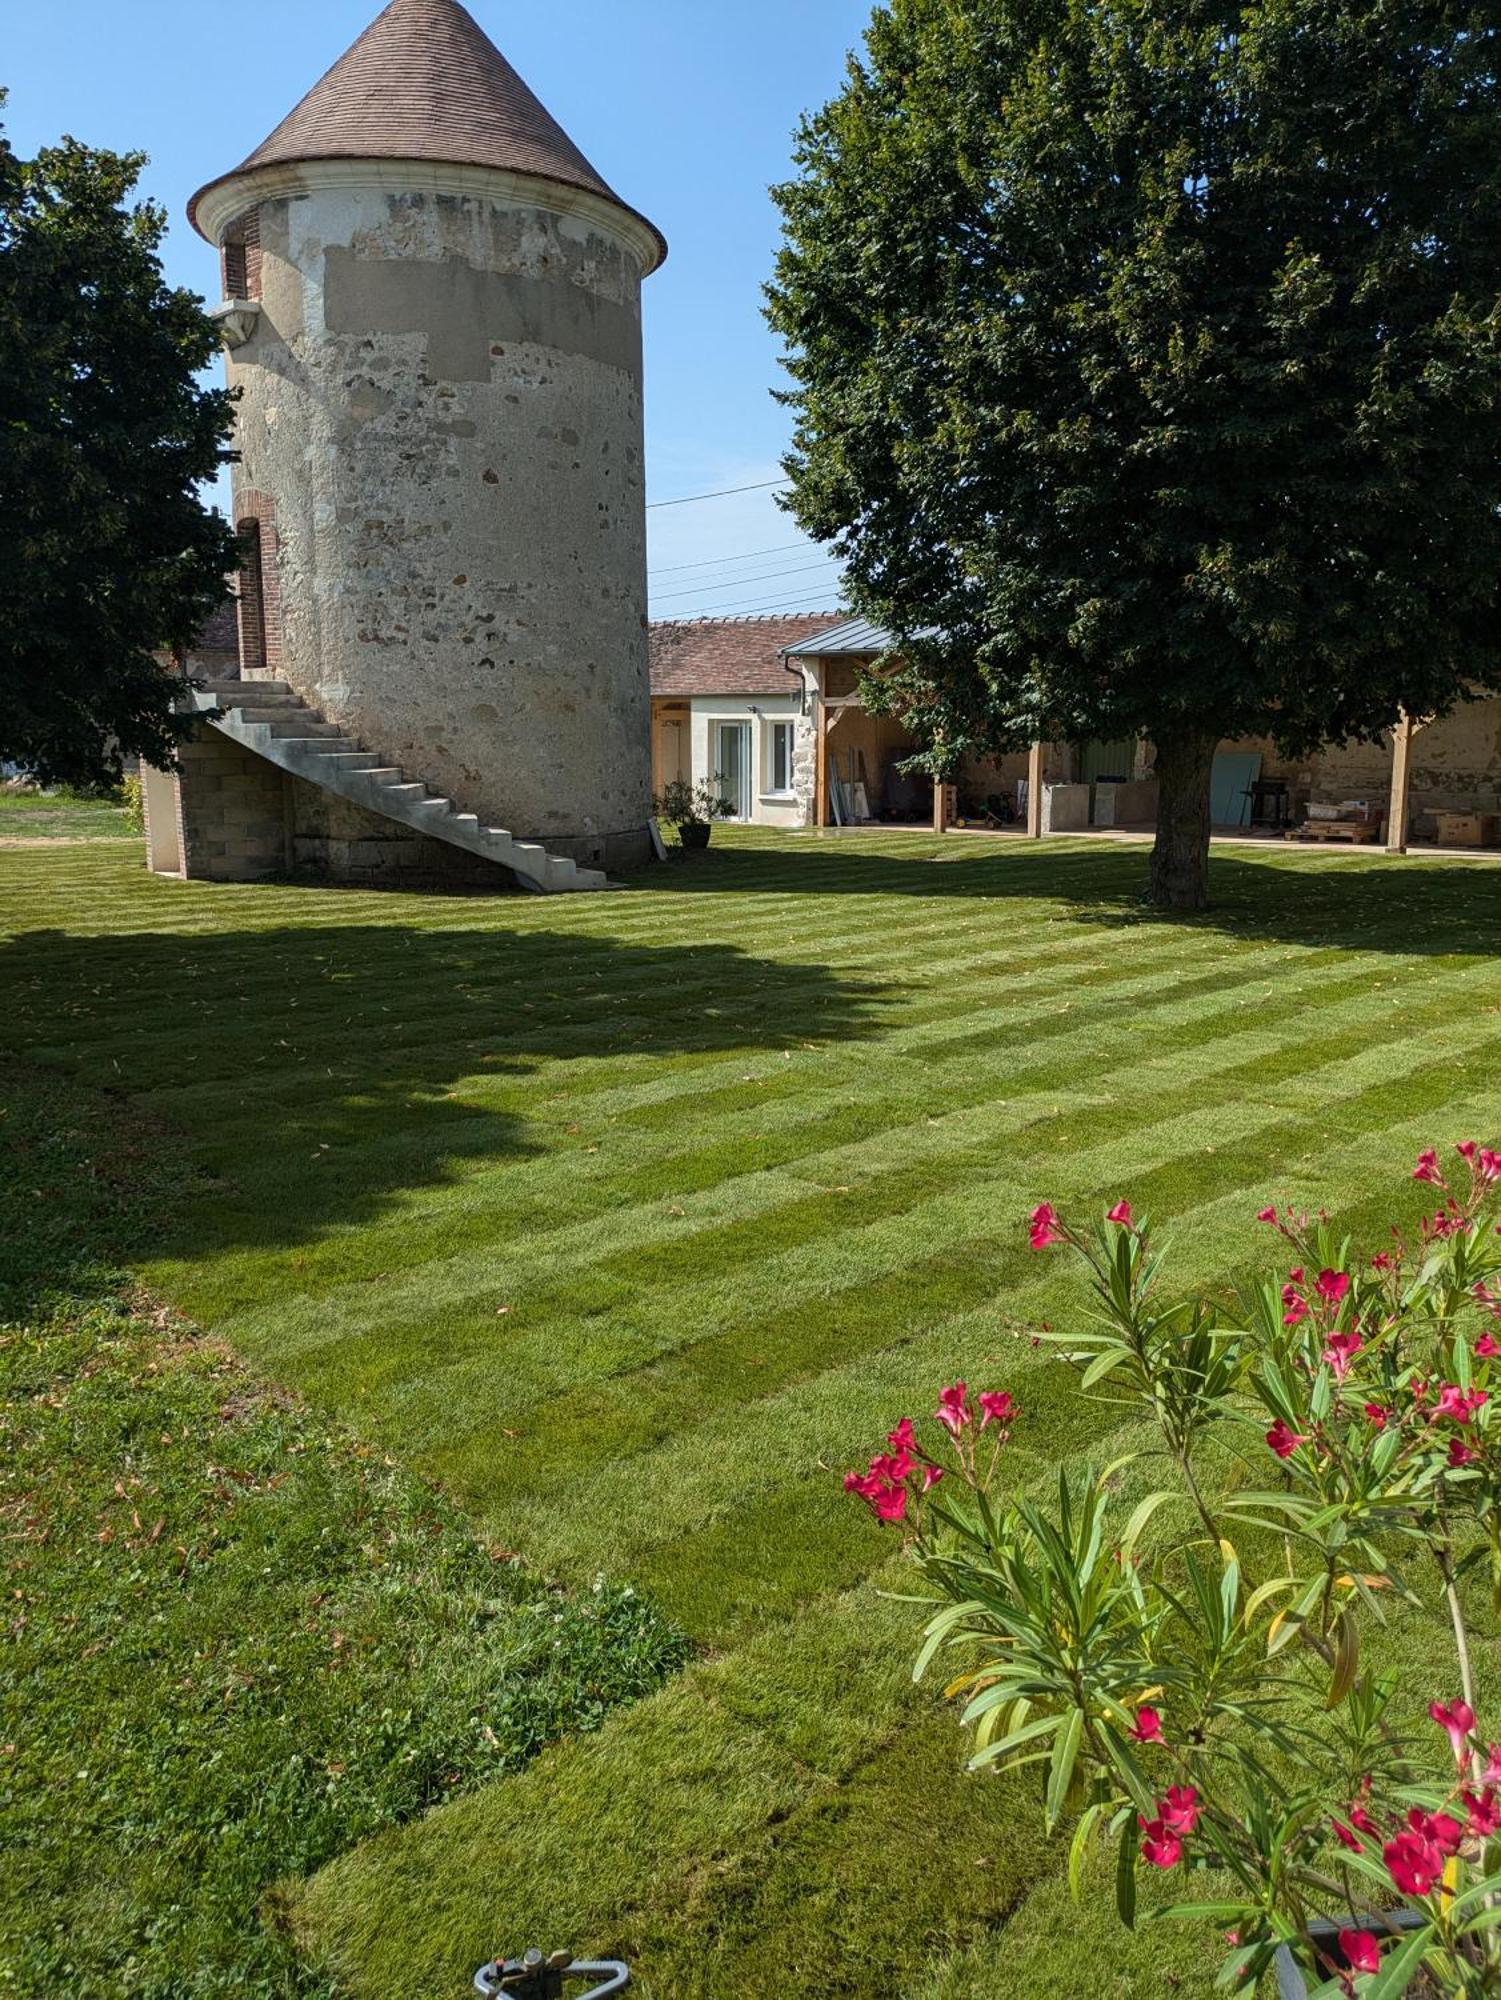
[{"x1": 184, "y1": 0, "x2": 665, "y2": 878}]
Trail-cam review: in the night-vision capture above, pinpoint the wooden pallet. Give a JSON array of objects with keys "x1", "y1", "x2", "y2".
[{"x1": 1286, "y1": 821, "x2": 1381, "y2": 845}]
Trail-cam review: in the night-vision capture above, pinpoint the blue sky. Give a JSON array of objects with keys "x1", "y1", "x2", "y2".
[{"x1": 4, "y1": 0, "x2": 873, "y2": 617}]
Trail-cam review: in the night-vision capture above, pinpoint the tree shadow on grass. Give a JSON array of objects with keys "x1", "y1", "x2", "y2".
[
  {"x1": 629, "y1": 838, "x2": 1501, "y2": 957},
  {"x1": 0, "y1": 921, "x2": 889, "y2": 1265}
]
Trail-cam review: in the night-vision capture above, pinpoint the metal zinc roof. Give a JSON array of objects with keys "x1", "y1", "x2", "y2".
[{"x1": 778, "y1": 616, "x2": 895, "y2": 658}]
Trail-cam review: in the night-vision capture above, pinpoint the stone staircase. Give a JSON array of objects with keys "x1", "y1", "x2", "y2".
[{"x1": 182, "y1": 679, "x2": 610, "y2": 894}]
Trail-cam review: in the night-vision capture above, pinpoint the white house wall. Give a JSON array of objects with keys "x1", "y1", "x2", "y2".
[{"x1": 689, "y1": 694, "x2": 811, "y2": 828}]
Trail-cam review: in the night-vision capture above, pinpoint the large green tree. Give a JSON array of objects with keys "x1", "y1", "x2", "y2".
[
  {"x1": 0, "y1": 110, "x2": 236, "y2": 790},
  {"x1": 768, "y1": 2, "x2": 1501, "y2": 907}
]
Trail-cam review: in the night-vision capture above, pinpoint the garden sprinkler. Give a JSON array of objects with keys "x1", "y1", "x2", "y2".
[{"x1": 473, "y1": 1948, "x2": 629, "y2": 1998}]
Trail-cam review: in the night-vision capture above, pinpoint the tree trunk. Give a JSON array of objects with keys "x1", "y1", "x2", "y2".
[{"x1": 1148, "y1": 729, "x2": 1218, "y2": 911}]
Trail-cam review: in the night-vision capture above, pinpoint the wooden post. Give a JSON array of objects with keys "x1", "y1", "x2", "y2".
[
  {"x1": 1026, "y1": 740, "x2": 1045, "y2": 838},
  {"x1": 933, "y1": 779, "x2": 953, "y2": 834},
  {"x1": 1387, "y1": 713, "x2": 1415, "y2": 856},
  {"x1": 813, "y1": 692, "x2": 830, "y2": 829}
]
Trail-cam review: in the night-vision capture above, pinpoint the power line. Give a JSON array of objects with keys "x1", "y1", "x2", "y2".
[
  {"x1": 646, "y1": 478, "x2": 789, "y2": 511},
  {"x1": 651, "y1": 556, "x2": 842, "y2": 606},
  {"x1": 663, "y1": 589, "x2": 846, "y2": 621},
  {"x1": 648, "y1": 539, "x2": 813, "y2": 578}
]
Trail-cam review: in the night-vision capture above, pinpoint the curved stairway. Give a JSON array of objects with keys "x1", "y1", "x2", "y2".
[{"x1": 181, "y1": 680, "x2": 611, "y2": 894}]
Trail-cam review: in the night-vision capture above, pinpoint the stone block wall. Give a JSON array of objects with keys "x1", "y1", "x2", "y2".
[
  {"x1": 287, "y1": 776, "x2": 517, "y2": 889},
  {"x1": 174, "y1": 729, "x2": 291, "y2": 881}
]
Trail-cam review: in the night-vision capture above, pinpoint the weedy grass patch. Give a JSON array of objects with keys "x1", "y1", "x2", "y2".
[{"x1": 0, "y1": 1069, "x2": 686, "y2": 1998}]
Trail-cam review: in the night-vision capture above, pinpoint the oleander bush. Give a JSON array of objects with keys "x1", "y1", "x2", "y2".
[{"x1": 846, "y1": 1146, "x2": 1501, "y2": 1995}]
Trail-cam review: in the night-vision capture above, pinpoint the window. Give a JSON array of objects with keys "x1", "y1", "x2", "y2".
[
  {"x1": 221, "y1": 209, "x2": 262, "y2": 302},
  {"x1": 768, "y1": 720, "x2": 794, "y2": 795}
]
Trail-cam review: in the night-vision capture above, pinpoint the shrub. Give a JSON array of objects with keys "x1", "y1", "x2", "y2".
[
  {"x1": 845, "y1": 1148, "x2": 1501, "y2": 1993},
  {"x1": 652, "y1": 777, "x2": 736, "y2": 826},
  {"x1": 120, "y1": 770, "x2": 144, "y2": 834}
]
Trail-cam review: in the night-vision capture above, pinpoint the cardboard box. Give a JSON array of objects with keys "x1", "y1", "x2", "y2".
[{"x1": 1433, "y1": 812, "x2": 1501, "y2": 849}]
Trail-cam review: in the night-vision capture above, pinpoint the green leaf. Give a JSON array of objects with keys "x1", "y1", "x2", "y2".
[
  {"x1": 1360, "y1": 1921, "x2": 1433, "y2": 2000},
  {"x1": 1045, "y1": 1707, "x2": 1084, "y2": 1831},
  {"x1": 1068, "y1": 1802, "x2": 1104, "y2": 1902},
  {"x1": 1115, "y1": 1808, "x2": 1138, "y2": 1930}
]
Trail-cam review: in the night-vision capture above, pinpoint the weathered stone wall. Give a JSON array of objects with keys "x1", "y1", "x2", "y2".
[{"x1": 225, "y1": 176, "x2": 653, "y2": 870}]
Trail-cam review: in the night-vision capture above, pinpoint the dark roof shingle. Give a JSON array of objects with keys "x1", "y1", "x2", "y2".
[
  {"x1": 650, "y1": 614, "x2": 847, "y2": 698},
  {"x1": 190, "y1": 0, "x2": 664, "y2": 263}
]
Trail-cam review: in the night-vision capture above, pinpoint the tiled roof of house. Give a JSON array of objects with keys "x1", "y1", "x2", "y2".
[
  {"x1": 189, "y1": 0, "x2": 664, "y2": 264},
  {"x1": 650, "y1": 614, "x2": 848, "y2": 698}
]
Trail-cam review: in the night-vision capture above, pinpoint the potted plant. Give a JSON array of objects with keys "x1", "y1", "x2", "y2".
[
  {"x1": 843, "y1": 1145, "x2": 1501, "y2": 1994},
  {"x1": 652, "y1": 777, "x2": 735, "y2": 851}
]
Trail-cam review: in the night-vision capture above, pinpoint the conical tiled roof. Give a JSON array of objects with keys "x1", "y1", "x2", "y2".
[{"x1": 189, "y1": 0, "x2": 663, "y2": 262}]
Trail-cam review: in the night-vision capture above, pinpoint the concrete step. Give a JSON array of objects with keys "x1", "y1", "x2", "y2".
[
  {"x1": 196, "y1": 688, "x2": 611, "y2": 894},
  {"x1": 210, "y1": 680, "x2": 295, "y2": 702}
]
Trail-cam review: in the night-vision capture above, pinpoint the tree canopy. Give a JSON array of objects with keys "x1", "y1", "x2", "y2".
[
  {"x1": 0, "y1": 109, "x2": 235, "y2": 790},
  {"x1": 767, "y1": 1, "x2": 1501, "y2": 905}
]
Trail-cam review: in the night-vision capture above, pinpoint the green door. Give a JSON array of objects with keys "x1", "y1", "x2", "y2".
[{"x1": 1210, "y1": 751, "x2": 1262, "y2": 828}]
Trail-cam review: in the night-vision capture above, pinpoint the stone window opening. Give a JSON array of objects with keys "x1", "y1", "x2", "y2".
[
  {"x1": 221, "y1": 209, "x2": 262, "y2": 302},
  {"x1": 237, "y1": 520, "x2": 268, "y2": 672}
]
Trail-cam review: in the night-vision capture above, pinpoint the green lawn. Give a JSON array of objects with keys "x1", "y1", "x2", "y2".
[
  {"x1": 0, "y1": 786, "x2": 134, "y2": 840},
  {"x1": 4, "y1": 827, "x2": 1501, "y2": 1998}
]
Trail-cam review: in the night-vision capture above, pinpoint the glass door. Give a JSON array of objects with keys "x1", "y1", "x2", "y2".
[{"x1": 714, "y1": 722, "x2": 753, "y2": 819}]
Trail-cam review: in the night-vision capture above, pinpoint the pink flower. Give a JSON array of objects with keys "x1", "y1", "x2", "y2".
[
  {"x1": 935, "y1": 1382, "x2": 970, "y2": 1437},
  {"x1": 1363, "y1": 1402, "x2": 1391, "y2": 1429},
  {"x1": 1459, "y1": 1141, "x2": 1479, "y2": 1163},
  {"x1": 887, "y1": 1417, "x2": 917, "y2": 1453},
  {"x1": 1282, "y1": 1292, "x2": 1309, "y2": 1328},
  {"x1": 844, "y1": 1461, "x2": 909, "y2": 1524},
  {"x1": 1409, "y1": 1806, "x2": 1463, "y2": 1856},
  {"x1": 1384, "y1": 1827, "x2": 1445, "y2": 1896},
  {"x1": 1160, "y1": 1785, "x2": 1200, "y2": 1835},
  {"x1": 1464, "y1": 1787, "x2": 1501, "y2": 1838},
  {"x1": 1315, "y1": 1269, "x2": 1351, "y2": 1305},
  {"x1": 1340, "y1": 1931, "x2": 1381, "y2": 1977},
  {"x1": 1128, "y1": 1706, "x2": 1163, "y2": 1745},
  {"x1": 1414, "y1": 1148, "x2": 1445, "y2": 1186},
  {"x1": 1478, "y1": 1334, "x2": 1500, "y2": 1359},
  {"x1": 1028, "y1": 1202, "x2": 1064, "y2": 1249},
  {"x1": 1371, "y1": 1251, "x2": 1393, "y2": 1273},
  {"x1": 977, "y1": 1390, "x2": 1015, "y2": 1430},
  {"x1": 1485, "y1": 1745, "x2": 1501, "y2": 1788},
  {"x1": 1350, "y1": 1803, "x2": 1378, "y2": 1838},
  {"x1": 1332, "y1": 1817, "x2": 1365, "y2": 1852},
  {"x1": 1430, "y1": 1699, "x2": 1477, "y2": 1766},
  {"x1": 1437, "y1": 1384, "x2": 1487, "y2": 1423},
  {"x1": 921, "y1": 1464, "x2": 944, "y2": 1491},
  {"x1": 1138, "y1": 1816, "x2": 1183, "y2": 1869},
  {"x1": 1450, "y1": 1437, "x2": 1477, "y2": 1469},
  {"x1": 1257, "y1": 1206, "x2": 1278, "y2": 1224},
  {"x1": 1106, "y1": 1200, "x2": 1132, "y2": 1225},
  {"x1": 1480, "y1": 1148, "x2": 1501, "y2": 1184},
  {"x1": 871, "y1": 1446, "x2": 913, "y2": 1482},
  {"x1": 1323, "y1": 1330, "x2": 1363, "y2": 1380},
  {"x1": 1266, "y1": 1419, "x2": 1307, "y2": 1460}
]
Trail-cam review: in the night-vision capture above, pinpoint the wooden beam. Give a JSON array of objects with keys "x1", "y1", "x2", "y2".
[
  {"x1": 1026, "y1": 741, "x2": 1045, "y2": 838},
  {"x1": 1387, "y1": 712, "x2": 1416, "y2": 855},
  {"x1": 813, "y1": 693, "x2": 830, "y2": 829},
  {"x1": 933, "y1": 779, "x2": 954, "y2": 835}
]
